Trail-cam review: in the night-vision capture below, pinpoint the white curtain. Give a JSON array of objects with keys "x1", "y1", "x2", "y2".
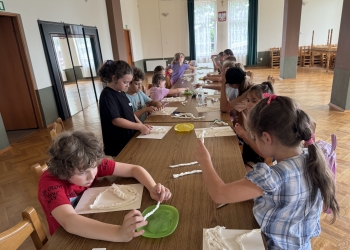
[
  {"x1": 194, "y1": 0, "x2": 216, "y2": 63},
  {"x1": 52, "y1": 37, "x2": 67, "y2": 82},
  {"x1": 228, "y1": 0, "x2": 249, "y2": 65},
  {"x1": 73, "y1": 38, "x2": 96, "y2": 78}
]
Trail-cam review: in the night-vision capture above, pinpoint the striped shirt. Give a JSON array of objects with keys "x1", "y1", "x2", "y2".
[{"x1": 246, "y1": 152, "x2": 322, "y2": 249}]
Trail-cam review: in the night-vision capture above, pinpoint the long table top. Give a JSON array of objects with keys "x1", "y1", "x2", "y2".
[
  {"x1": 42, "y1": 121, "x2": 259, "y2": 249},
  {"x1": 42, "y1": 70, "x2": 259, "y2": 250}
]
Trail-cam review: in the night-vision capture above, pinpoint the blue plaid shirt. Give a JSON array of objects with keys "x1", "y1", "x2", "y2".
[{"x1": 246, "y1": 152, "x2": 322, "y2": 249}]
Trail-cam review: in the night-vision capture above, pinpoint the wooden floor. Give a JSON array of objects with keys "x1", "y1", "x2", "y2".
[{"x1": 1, "y1": 67, "x2": 349, "y2": 249}]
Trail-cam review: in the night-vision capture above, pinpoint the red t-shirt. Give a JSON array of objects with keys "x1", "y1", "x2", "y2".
[{"x1": 38, "y1": 159, "x2": 115, "y2": 235}]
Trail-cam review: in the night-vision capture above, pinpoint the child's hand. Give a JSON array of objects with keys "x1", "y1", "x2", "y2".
[
  {"x1": 139, "y1": 124, "x2": 152, "y2": 135},
  {"x1": 155, "y1": 102, "x2": 163, "y2": 110},
  {"x1": 145, "y1": 106, "x2": 156, "y2": 112},
  {"x1": 193, "y1": 139, "x2": 212, "y2": 166},
  {"x1": 119, "y1": 209, "x2": 147, "y2": 242},
  {"x1": 234, "y1": 123, "x2": 247, "y2": 140},
  {"x1": 194, "y1": 83, "x2": 201, "y2": 89},
  {"x1": 150, "y1": 183, "x2": 172, "y2": 202}
]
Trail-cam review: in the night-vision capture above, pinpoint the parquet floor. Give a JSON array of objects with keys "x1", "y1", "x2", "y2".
[{"x1": 1, "y1": 67, "x2": 349, "y2": 249}]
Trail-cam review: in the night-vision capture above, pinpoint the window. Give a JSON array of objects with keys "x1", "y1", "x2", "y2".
[
  {"x1": 194, "y1": 0, "x2": 217, "y2": 63},
  {"x1": 228, "y1": 0, "x2": 249, "y2": 64}
]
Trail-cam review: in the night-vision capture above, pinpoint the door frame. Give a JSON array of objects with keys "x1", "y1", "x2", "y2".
[
  {"x1": 0, "y1": 12, "x2": 44, "y2": 128},
  {"x1": 38, "y1": 20, "x2": 104, "y2": 120},
  {"x1": 124, "y1": 29, "x2": 134, "y2": 65}
]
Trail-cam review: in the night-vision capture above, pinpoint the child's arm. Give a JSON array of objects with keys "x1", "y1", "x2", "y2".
[
  {"x1": 194, "y1": 83, "x2": 221, "y2": 91},
  {"x1": 187, "y1": 65, "x2": 196, "y2": 72},
  {"x1": 204, "y1": 75, "x2": 222, "y2": 82},
  {"x1": 112, "y1": 117, "x2": 151, "y2": 135},
  {"x1": 113, "y1": 162, "x2": 172, "y2": 202},
  {"x1": 193, "y1": 140, "x2": 263, "y2": 204},
  {"x1": 148, "y1": 100, "x2": 163, "y2": 110},
  {"x1": 51, "y1": 205, "x2": 146, "y2": 242},
  {"x1": 234, "y1": 123, "x2": 265, "y2": 158},
  {"x1": 220, "y1": 72, "x2": 233, "y2": 112},
  {"x1": 134, "y1": 106, "x2": 157, "y2": 119},
  {"x1": 168, "y1": 88, "x2": 188, "y2": 96}
]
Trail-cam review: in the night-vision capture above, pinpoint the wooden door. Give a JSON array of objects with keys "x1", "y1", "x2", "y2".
[
  {"x1": 124, "y1": 29, "x2": 133, "y2": 65},
  {"x1": 0, "y1": 16, "x2": 38, "y2": 130}
]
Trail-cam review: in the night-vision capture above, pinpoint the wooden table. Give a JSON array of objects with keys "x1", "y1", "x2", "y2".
[
  {"x1": 145, "y1": 96, "x2": 230, "y2": 123},
  {"x1": 42, "y1": 122, "x2": 259, "y2": 250},
  {"x1": 311, "y1": 46, "x2": 337, "y2": 72},
  {"x1": 145, "y1": 75, "x2": 231, "y2": 123}
]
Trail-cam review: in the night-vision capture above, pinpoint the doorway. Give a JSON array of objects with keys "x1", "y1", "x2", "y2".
[
  {"x1": 0, "y1": 12, "x2": 43, "y2": 144},
  {"x1": 38, "y1": 21, "x2": 104, "y2": 120}
]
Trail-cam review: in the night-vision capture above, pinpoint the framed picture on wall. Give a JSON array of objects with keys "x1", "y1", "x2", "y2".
[{"x1": 218, "y1": 11, "x2": 226, "y2": 22}]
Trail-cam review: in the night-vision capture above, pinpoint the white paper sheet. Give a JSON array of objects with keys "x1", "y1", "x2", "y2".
[
  {"x1": 162, "y1": 97, "x2": 187, "y2": 102},
  {"x1": 136, "y1": 126, "x2": 172, "y2": 139},
  {"x1": 203, "y1": 228, "x2": 265, "y2": 250},
  {"x1": 75, "y1": 184, "x2": 144, "y2": 214},
  {"x1": 195, "y1": 127, "x2": 235, "y2": 138},
  {"x1": 149, "y1": 107, "x2": 178, "y2": 115}
]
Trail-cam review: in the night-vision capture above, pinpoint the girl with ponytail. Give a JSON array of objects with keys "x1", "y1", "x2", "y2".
[{"x1": 193, "y1": 95, "x2": 339, "y2": 249}]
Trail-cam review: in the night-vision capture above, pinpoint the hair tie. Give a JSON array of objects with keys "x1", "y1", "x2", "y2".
[
  {"x1": 305, "y1": 133, "x2": 315, "y2": 146},
  {"x1": 266, "y1": 94, "x2": 277, "y2": 104},
  {"x1": 262, "y1": 93, "x2": 271, "y2": 98}
]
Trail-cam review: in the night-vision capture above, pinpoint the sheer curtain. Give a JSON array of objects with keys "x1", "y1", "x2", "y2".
[
  {"x1": 73, "y1": 38, "x2": 96, "y2": 77},
  {"x1": 228, "y1": 0, "x2": 249, "y2": 65},
  {"x1": 194, "y1": 0, "x2": 216, "y2": 63}
]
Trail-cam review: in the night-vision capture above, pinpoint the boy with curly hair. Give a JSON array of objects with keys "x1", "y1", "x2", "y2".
[{"x1": 38, "y1": 130, "x2": 171, "y2": 241}]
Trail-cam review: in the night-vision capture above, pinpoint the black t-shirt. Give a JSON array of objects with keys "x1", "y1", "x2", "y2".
[{"x1": 99, "y1": 87, "x2": 136, "y2": 156}]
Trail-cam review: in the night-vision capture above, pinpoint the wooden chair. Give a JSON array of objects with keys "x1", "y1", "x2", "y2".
[
  {"x1": 31, "y1": 163, "x2": 48, "y2": 183},
  {"x1": 50, "y1": 117, "x2": 65, "y2": 140},
  {"x1": 141, "y1": 83, "x2": 151, "y2": 97},
  {"x1": 267, "y1": 75, "x2": 275, "y2": 84},
  {"x1": 269, "y1": 47, "x2": 280, "y2": 69},
  {"x1": 0, "y1": 206, "x2": 48, "y2": 250},
  {"x1": 246, "y1": 71, "x2": 254, "y2": 82},
  {"x1": 300, "y1": 46, "x2": 311, "y2": 67}
]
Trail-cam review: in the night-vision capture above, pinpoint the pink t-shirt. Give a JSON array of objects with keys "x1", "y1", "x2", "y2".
[{"x1": 149, "y1": 87, "x2": 170, "y2": 101}]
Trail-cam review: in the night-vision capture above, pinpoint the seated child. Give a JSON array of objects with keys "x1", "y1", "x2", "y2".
[
  {"x1": 203, "y1": 57, "x2": 238, "y2": 82},
  {"x1": 38, "y1": 130, "x2": 172, "y2": 241},
  {"x1": 150, "y1": 74, "x2": 188, "y2": 102},
  {"x1": 153, "y1": 65, "x2": 165, "y2": 76},
  {"x1": 99, "y1": 60, "x2": 152, "y2": 157},
  {"x1": 154, "y1": 65, "x2": 171, "y2": 88},
  {"x1": 168, "y1": 52, "x2": 195, "y2": 85},
  {"x1": 126, "y1": 67, "x2": 163, "y2": 123},
  {"x1": 193, "y1": 95, "x2": 339, "y2": 249},
  {"x1": 234, "y1": 82, "x2": 274, "y2": 169}
]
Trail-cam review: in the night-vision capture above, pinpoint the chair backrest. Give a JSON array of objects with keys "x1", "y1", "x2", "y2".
[
  {"x1": 31, "y1": 163, "x2": 48, "y2": 183},
  {"x1": 246, "y1": 71, "x2": 254, "y2": 82},
  {"x1": 55, "y1": 118, "x2": 65, "y2": 134},
  {"x1": 50, "y1": 117, "x2": 65, "y2": 140},
  {"x1": 0, "y1": 206, "x2": 48, "y2": 250}
]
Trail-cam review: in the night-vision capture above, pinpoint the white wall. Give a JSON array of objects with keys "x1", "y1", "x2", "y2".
[
  {"x1": 5, "y1": 0, "x2": 113, "y2": 90},
  {"x1": 258, "y1": 0, "x2": 343, "y2": 51},
  {"x1": 120, "y1": 0, "x2": 144, "y2": 61},
  {"x1": 299, "y1": 0, "x2": 343, "y2": 46},
  {"x1": 138, "y1": 0, "x2": 189, "y2": 59}
]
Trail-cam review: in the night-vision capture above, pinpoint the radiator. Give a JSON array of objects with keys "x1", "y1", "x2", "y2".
[{"x1": 145, "y1": 60, "x2": 167, "y2": 72}]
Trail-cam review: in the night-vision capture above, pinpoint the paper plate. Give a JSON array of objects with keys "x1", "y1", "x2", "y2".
[
  {"x1": 198, "y1": 77, "x2": 204, "y2": 80},
  {"x1": 174, "y1": 123, "x2": 194, "y2": 132},
  {"x1": 138, "y1": 205, "x2": 179, "y2": 238}
]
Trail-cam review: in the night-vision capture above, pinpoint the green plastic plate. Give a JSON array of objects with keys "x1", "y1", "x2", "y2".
[{"x1": 138, "y1": 205, "x2": 179, "y2": 238}]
